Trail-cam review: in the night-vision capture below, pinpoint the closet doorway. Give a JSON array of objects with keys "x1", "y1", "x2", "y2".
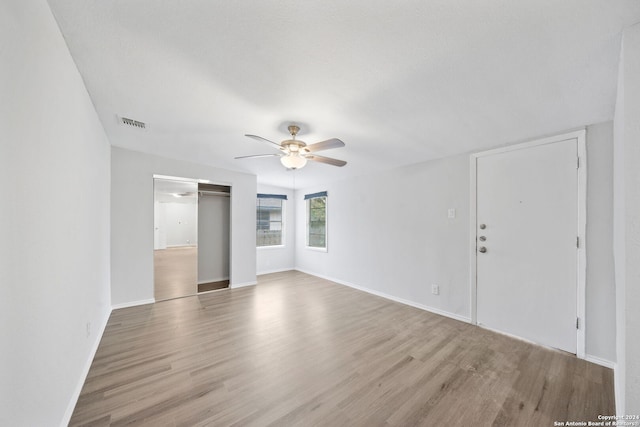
[
  {"x1": 197, "y1": 183, "x2": 230, "y2": 292},
  {"x1": 153, "y1": 177, "x2": 230, "y2": 301}
]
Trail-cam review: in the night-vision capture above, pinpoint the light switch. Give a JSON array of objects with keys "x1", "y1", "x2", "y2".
[{"x1": 448, "y1": 208, "x2": 456, "y2": 219}]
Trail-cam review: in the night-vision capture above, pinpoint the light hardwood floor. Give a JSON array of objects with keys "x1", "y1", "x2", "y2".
[
  {"x1": 71, "y1": 271, "x2": 614, "y2": 426},
  {"x1": 154, "y1": 247, "x2": 198, "y2": 301}
]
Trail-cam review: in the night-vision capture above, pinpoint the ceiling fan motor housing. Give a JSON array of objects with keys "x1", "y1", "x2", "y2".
[{"x1": 282, "y1": 139, "x2": 307, "y2": 152}]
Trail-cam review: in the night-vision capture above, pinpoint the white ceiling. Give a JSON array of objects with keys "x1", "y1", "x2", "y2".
[
  {"x1": 154, "y1": 178, "x2": 198, "y2": 203},
  {"x1": 47, "y1": 0, "x2": 640, "y2": 189}
]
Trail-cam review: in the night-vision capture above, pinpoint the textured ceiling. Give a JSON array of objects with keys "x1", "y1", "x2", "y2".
[
  {"x1": 47, "y1": 0, "x2": 640, "y2": 188},
  {"x1": 154, "y1": 179, "x2": 198, "y2": 203}
]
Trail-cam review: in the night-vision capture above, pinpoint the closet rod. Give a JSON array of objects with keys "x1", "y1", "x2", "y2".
[{"x1": 199, "y1": 191, "x2": 230, "y2": 197}]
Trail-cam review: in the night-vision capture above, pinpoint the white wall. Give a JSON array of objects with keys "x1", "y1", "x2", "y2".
[
  {"x1": 0, "y1": 1, "x2": 111, "y2": 425},
  {"x1": 257, "y1": 184, "x2": 296, "y2": 274},
  {"x1": 585, "y1": 122, "x2": 616, "y2": 364},
  {"x1": 613, "y1": 22, "x2": 640, "y2": 415},
  {"x1": 111, "y1": 147, "x2": 257, "y2": 306},
  {"x1": 295, "y1": 127, "x2": 617, "y2": 363},
  {"x1": 625, "y1": 24, "x2": 640, "y2": 416},
  {"x1": 198, "y1": 194, "x2": 230, "y2": 283},
  {"x1": 164, "y1": 201, "x2": 198, "y2": 247},
  {"x1": 153, "y1": 200, "x2": 167, "y2": 249},
  {"x1": 295, "y1": 154, "x2": 472, "y2": 320},
  {"x1": 613, "y1": 39, "x2": 626, "y2": 415}
]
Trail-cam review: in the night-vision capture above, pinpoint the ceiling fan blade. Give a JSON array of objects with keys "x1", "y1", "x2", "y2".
[
  {"x1": 245, "y1": 134, "x2": 284, "y2": 150},
  {"x1": 235, "y1": 154, "x2": 281, "y2": 159},
  {"x1": 306, "y1": 154, "x2": 347, "y2": 167},
  {"x1": 304, "y1": 138, "x2": 345, "y2": 153}
]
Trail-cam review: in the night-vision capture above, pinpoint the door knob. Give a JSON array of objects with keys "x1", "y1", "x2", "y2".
[
  {"x1": 478, "y1": 246, "x2": 487, "y2": 253},
  {"x1": 479, "y1": 236, "x2": 486, "y2": 242}
]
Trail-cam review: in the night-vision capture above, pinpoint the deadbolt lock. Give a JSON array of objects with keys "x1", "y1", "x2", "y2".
[
  {"x1": 479, "y1": 236, "x2": 486, "y2": 242},
  {"x1": 479, "y1": 224, "x2": 486, "y2": 229},
  {"x1": 479, "y1": 246, "x2": 487, "y2": 253}
]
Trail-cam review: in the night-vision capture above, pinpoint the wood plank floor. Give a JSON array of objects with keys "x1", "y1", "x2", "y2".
[
  {"x1": 71, "y1": 271, "x2": 614, "y2": 426},
  {"x1": 154, "y1": 247, "x2": 198, "y2": 301}
]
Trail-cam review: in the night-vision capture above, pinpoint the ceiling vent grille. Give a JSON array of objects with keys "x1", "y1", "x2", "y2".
[{"x1": 118, "y1": 115, "x2": 147, "y2": 130}]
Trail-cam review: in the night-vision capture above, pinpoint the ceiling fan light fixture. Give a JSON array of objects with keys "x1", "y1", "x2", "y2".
[
  {"x1": 280, "y1": 153, "x2": 307, "y2": 169},
  {"x1": 240, "y1": 125, "x2": 345, "y2": 169}
]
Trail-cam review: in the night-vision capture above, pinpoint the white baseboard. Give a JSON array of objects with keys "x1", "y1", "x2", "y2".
[
  {"x1": 61, "y1": 308, "x2": 111, "y2": 427},
  {"x1": 231, "y1": 280, "x2": 257, "y2": 289},
  {"x1": 584, "y1": 354, "x2": 616, "y2": 370},
  {"x1": 111, "y1": 298, "x2": 155, "y2": 310},
  {"x1": 294, "y1": 268, "x2": 472, "y2": 324},
  {"x1": 257, "y1": 267, "x2": 295, "y2": 275}
]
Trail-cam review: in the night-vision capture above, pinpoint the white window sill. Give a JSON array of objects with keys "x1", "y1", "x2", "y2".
[{"x1": 306, "y1": 246, "x2": 328, "y2": 253}]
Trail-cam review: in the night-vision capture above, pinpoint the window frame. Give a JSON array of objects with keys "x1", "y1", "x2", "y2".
[
  {"x1": 256, "y1": 195, "x2": 286, "y2": 248},
  {"x1": 305, "y1": 192, "x2": 328, "y2": 252}
]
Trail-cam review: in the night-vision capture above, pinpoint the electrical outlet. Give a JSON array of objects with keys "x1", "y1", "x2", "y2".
[
  {"x1": 86, "y1": 322, "x2": 91, "y2": 338},
  {"x1": 431, "y1": 284, "x2": 439, "y2": 295},
  {"x1": 448, "y1": 208, "x2": 456, "y2": 219}
]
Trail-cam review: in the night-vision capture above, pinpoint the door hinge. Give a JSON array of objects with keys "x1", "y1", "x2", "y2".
[
  {"x1": 577, "y1": 157, "x2": 580, "y2": 169},
  {"x1": 576, "y1": 317, "x2": 580, "y2": 329},
  {"x1": 576, "y1": 236, "x2": 579, "y2": 248}
]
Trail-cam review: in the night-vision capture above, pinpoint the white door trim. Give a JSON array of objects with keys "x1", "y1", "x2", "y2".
[{"x1": 469, "y1": 129, "x2": 587, "y2": 358}]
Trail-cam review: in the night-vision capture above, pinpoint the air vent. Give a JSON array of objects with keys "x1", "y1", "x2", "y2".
[{"x1": 117, "y1": 115, "x2": 147, "y2": 130}]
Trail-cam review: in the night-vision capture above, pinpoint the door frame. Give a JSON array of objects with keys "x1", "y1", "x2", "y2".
[
  {"x1": 469, "y1": 129, "x2": 587, "y2": 358},
  {"x1": 152, "y1": 174, "x2": 233, "y2": 300}
]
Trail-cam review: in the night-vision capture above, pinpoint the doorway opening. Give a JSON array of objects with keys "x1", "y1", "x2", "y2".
[
  {"x1": 469, "y1": 130, "x2": 586, "y2": 357},
  {"x1": 197, "y1": 183, "x2": 230, "y2": 292},
  {"x1": 153, "y1": 176, "x2": 231, "y2": 301}
]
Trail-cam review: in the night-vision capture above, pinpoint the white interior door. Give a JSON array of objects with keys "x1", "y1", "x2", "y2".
[{"x1": 475, "y1": 138, "x2": 578, "y2": 353}]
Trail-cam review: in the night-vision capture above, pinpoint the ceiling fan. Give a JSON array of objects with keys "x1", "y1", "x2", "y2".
[{"x1": 235, "y1": 125, "x2": 347, "y2": 170}]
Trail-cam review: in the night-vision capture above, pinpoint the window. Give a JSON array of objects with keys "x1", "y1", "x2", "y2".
[
  {"x1": 305, "y1": 191, "x2": 327, "y2": 249},
  {"x1": 256, "y1": 194, "x2": 286, "y2": 247}
]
